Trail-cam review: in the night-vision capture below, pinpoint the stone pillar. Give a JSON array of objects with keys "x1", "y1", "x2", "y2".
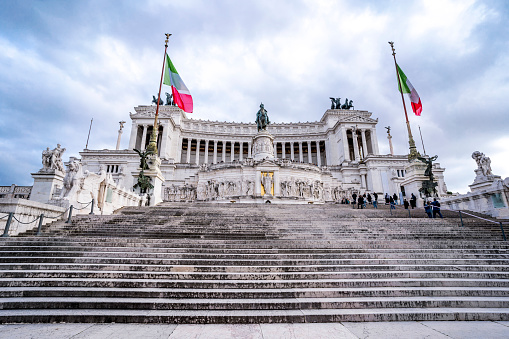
[
  {"x1": 290, "y1": 142, "x2": 295, "y2": 161},
  {"x1": 282, "y1": 142, "x2": 286, "y2": 159},
  {"x1": 230, "y1": 141, "x2": 235, "y2": 162},
  {"x1": 360, "y1": 174, "x2": 367, "y2": 189},
  {"x1": 299, "y1": 142, "x2": 304, "y2": 162},
  {"x1": 213, "y1": 140, "x2": 218, "y2": 164},
  {"x1": 316, "y1": 140, "x2": 321, "y2": 167},
  {"x1": 239, "y1": 142, "x2": 244, "y2": 161},
  {"x1": 342, "y1": 127, "x2": 350, "y2": 161},
  {"x1": 204, "y1": 140, "x2": 209, "y2": 164},
  {"x1": 371, "y1": 128, "x2": 380, "y2": 155},
  {"x1": 352, "y1": 130, "x2": 360, "y2": 161},
  {"x1": 307, "y1": 141, "x2": 312, "y2": 163},
  {"x1": 273, "y1": 142, "x2": 277, "y2": 160},
  {"x1": 140, "y1": 125, "x2": 148, "y2": 150},
  {"x1": 160, "y1": 124, "x2": 168, "y2": 158},
  {"x1": 248, "y1": 142, "x2": 252, "y2": 158},
  {"x1": 186, "y1": 138, "x2": 192, "y2": 163},
  {"x1": 361, "y1": 129, "x2": 368, "y2": 159},
  {"x1": 195, "y1": 139, "x2": 201, "y2": 165},
  {"x1": 222, "y1": 141, "x2": 226, "y2": 162},
  {"x1": 128, "y1": 122, "x2": 137, "y2": 150}
]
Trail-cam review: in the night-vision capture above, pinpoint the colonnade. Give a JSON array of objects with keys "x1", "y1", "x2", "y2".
[
  {"x1": 341, "y1": 127, "x2": 378, "y2": 162},
  {"x1": 181, "y1": 138, "x2": 326, "y2": 166}
]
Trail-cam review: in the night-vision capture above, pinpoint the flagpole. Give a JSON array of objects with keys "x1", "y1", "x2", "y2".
[
  {"x1": 388, "y1": 41, "x2": 419, "y2": 160},
  {"x1": 146, "y1": 33, "x2": 171, "y2": 155},
  {"x1": 418, "y1": 125, "x2": 427, "y2": 155}
]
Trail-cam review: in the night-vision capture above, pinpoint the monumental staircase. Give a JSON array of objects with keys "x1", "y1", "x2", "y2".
[{"x1": 0, "y1": 203, "x2": 508, "y2": 323}]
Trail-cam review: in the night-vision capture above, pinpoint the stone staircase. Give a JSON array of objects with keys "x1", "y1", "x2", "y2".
[{"x1": 0, "y1": 203, "x2": 508, "y2": 323}]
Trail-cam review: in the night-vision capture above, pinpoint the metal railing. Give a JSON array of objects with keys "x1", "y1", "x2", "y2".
[{"x1": 0, "y1": 199, "x2": 94, "y2": 237}]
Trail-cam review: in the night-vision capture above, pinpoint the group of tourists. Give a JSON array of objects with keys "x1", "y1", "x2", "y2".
[
  {"x1": 349, "y1": 191, "x2": 442, "y2": 218},
  {"x1": 350, "y1": 192, "x2": 379, "y2": 209}
]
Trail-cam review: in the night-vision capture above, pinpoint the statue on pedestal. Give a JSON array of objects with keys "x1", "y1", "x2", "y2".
[
  {"x1": 133, "y1": 148, "x2": 154, "y2": 193},
  {"x1": 41, "y1": 144, "x2": 66, "y2": 173},
  {"x1": 472, "y1": 151, "x2": 493, "y2": 177},
  {"x1": 417, "y1": 155, "x2": 438, "y2": 197},
  {"x1": 256, "y1": 103, "x2": 270, "y2": 132}
]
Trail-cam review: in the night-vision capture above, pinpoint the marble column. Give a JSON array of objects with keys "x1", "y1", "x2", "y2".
[
  {"x1": 316, "y1": 140, "x2": 321, "y2": 167},
  {"x1": 186, "y1": 138, "x2": 192, "y2": 163},
  {"x1": 140, "y1": 125, "x2": 148, "y2": 150},
  {"x1": 230, "y1": 141, "x2": 235, "y2": 161},
  {"x1": 371, "y1": 128, "x2": 380, "y2": 155},
  {"x1": 248, "y1": 142, "x2": 252, "y2": 158},
  {"x1": 299, "y1": 142, "x2": 304, "y2": 162},
  {"x1": 204, "y1": 140, "x2": 209, "y2": 164},
  {"x1": 239, "y1": 141, "x2": 244, "y2": 161},
  {"x1": 195, "y1": 139, "x2": 201, "y2": 165},
  {"x1": 160, "y1": 124, "x2": 168, "y2": 158},
  {"x1": 361, "y1": 174, "x2": 367, "y2": 189},
  {"x1": 342, "y1": 127, "x2": 350, "y2": 161},
  {"x1": 290, "y1": 142, "x2": 295, "y2": 161},
  {"x1": 361, "y1": 129, "x2": 368, "y2": 159},
  {"x1": 273, "y1": 142, "x2": 277, "y2": 160},
  {"x1": 128, "y1": 122, "x2": 137, "y2": 149},
  {"x1": 213, "y1": 140, "x2": 218, "y2": 164},
  {"x1": 306, "y1": 141, "x2": 312, "y2": 163},
  {"x1": 282, "y1": 142, "x2": 286, "y2": 159},
  {"x1": 352, "y1": 130, "x2": 360, "y2": 161},
  {"x1": 222, "y1": 141, "x2": 226, "y2": 162}
]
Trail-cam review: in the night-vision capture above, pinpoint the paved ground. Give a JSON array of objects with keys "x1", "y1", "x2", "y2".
[{"x1": 0, "y1": 321, "x2": 508, "y2": 339}]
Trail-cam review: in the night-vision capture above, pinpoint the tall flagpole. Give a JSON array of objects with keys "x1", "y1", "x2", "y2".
[
  {"x1": 388, "y1": 41, "x2": 419, "y2": 160},
  {"x1": 146, "y1": 33, "x2": 171, "y2": 155}
]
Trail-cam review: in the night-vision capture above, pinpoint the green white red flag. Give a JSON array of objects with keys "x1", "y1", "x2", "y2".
[
  {"x1": 396, "y1": 64, "x2": 422, "y2": 116},
  {"x1": 163, "y1": 54, "x2": 193, "y2": 113}
]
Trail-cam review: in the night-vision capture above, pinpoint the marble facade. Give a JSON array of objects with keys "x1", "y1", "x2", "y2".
[{"x1": 78, "y1": 105, "x2": 447, "y2": 204}]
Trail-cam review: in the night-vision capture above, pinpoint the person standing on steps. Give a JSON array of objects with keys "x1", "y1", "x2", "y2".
[
  {"x1": 385, "y1": 193, "x2": 390, "y2": 205},
  {"x1": 410, "y1": 193, "x2": 417, "y2": 209},
  {"x1": 358, "y1": 195, "x2": 364, "y2": 209},
  {"x1": 403, "y1": 199, "x2": 409, "y2": 209},
  {"x1": 367, "y1": 193, "x2": 372, "y2": 206},
  {"x1": 352, "y1": 192, "x2": 357, "y2": 208},
  {"x1": 424, "y1": 201, "x2": 433, "y2": 218},
  {"x1": 431, "y1": 198, "x2": 443, "y2": 218},
  {"x1": 372, "y1": 193, "x2": 378, "y2": 209},
  {"x1": 393, "y1": 193, "x2": 399, "y2": 205},
  {"x1": 389, "y1": 195, "x2": 395, "y2": 210}
]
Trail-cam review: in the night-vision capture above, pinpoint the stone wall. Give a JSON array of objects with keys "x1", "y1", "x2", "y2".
[
  {"x1": 441, "y1": 178, "x2": 509, "y2": 219},
  {"x1": 0, "y1": 198, "x2": 67, "y2": 236}
]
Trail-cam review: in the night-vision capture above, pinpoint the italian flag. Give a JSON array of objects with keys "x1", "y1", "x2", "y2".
[
  {"x1": 397, "y1": 64, "x2": 422, "y2": 116},
  {"x1": 163, "y1": 54, "x2": 193, "y2": 113}
]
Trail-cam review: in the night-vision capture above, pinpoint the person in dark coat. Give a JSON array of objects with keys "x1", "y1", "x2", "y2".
[
  {"x1": 367, "y1": 193, "x2": 372, "y2": 205},
  {"x1": 393, "y1": 193, "x2": 398, "y2": 205},
  {"x1": 358, "y1": 195, "x2": 364, "y2": 209},
  {"x1": 389, "y1": 196, "x2": 395, "y2": 209},
  {"x1": 410, "y1": 193, "x2": 417, "y2": 209},
  {"x1": 424, "y1": 201, "x2": 433, "y2": 218},
  {"x1": 352, "y1": 193, "x2": 357, "y2": 208},
  {"x1": 403, "y1": 199, "x2": 409, "y2": 209},
  {"x1": 431, "y1": 198, "x2": 443, "y2": 218},
  {"x1": 385, "y1": 193, "x2": 390, "y2": 204}
]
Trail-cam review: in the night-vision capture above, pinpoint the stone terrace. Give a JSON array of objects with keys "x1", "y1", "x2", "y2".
[{"x1": 0, "y1": 203, "x2": 508, "y2": 323}]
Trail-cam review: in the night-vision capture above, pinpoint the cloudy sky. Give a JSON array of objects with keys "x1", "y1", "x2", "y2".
[{"x1": 0, "y1": 0, "x2": 508, "y2": 194}]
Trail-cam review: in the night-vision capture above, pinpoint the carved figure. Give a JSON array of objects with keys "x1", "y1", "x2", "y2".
[
  {"x1": 165, "y1": 92, "x2": 174, "y2": 106},
  {"x1": 152, "y1": 95, "x2": 163, "y2": 105},
  {"x1": 262, "y1": 173, "x2": 273, "y2": 195},
  {"x1": 472, "y1": 151, "x2": 493, "y2": 177},
  {"x1": 329, "y1": 97, "x2": 341, "y2": 109},
  {"x1": 60, "y1": 159, "x2": 83, "y2": 198},
  {"x1": 42, "y1": 144, "x2": 66, "y2": 172},
  {"x1": 417, "y1": 155, "x2": 438, "y2": 181},
  {"x1": 255, "y1": 103, "x2": 270, "y2": 132},
  {"x1": 134, "y1": 149, "x2": 153, "y2": 171},
  {"x1": 42, "y1": 147, "x2": 52, "y2": 169},
  {"x1": 329, "y1": 97, "x2": 336, "y2": 109}
]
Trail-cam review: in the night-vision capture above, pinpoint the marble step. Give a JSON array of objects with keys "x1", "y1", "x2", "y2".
[
  {"x1": 2, "y1": 296, "x2": 509, "y2": 310},
  {"x1": 2, "y1": 278, "x2": 509, "y2": 289},
  {"x1": 0, "y1": 308, "x2": 508, "y2": 323},
  {"x1": 1, "y1": 270, "x2": 508, "y2": 280},
  {"x1": 3, "y1": 286, "x2": 509, "y2": 299}
]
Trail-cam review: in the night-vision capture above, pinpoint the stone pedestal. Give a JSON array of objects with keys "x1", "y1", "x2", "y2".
[
  {"x1": 469, "y1": 169, "x2": 502, "y2": 193},
  {"x1": 132, "y1": 155, "x2": 165, "y2": 206},
  {"x1": 400, "y1": 160, "x2": 428, "y2": 207},
  {"x1": 252, "y1": 131, "x2": 274, "y2": 161},
  {"x1": 30, "y1": 170, "x2": 64, "y2": 204}
]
